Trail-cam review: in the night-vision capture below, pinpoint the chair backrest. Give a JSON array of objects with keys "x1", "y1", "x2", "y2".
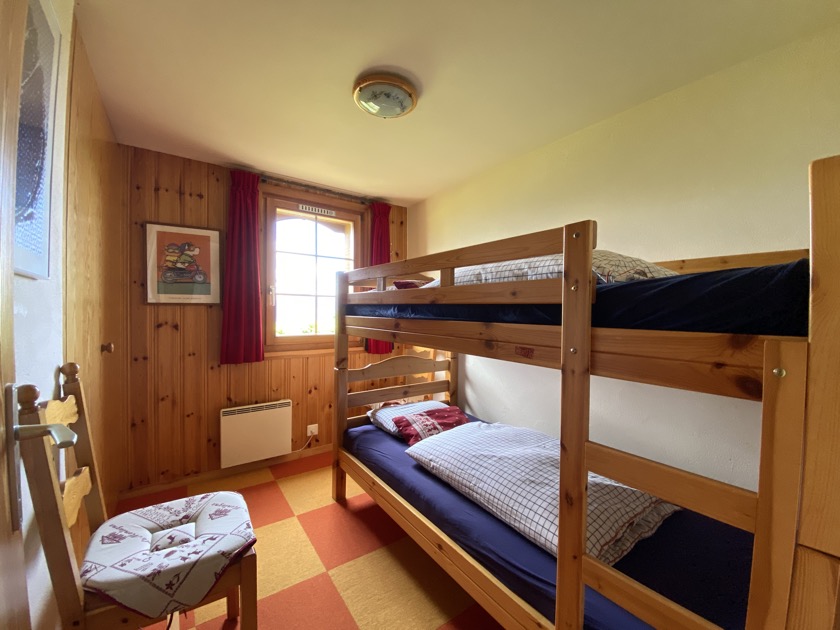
[{"x1": 17, "y1": 362, "x2": 107, "y2": 628}]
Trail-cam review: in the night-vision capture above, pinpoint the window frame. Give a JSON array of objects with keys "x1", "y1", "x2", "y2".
[{"x1": 262, "y1": 188, "x2": 368, "y2": 353}]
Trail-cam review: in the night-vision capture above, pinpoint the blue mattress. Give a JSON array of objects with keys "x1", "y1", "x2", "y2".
[
  {"x1": 344, "y1": 422, "x2": 753, "y2": 629},
  {"x1": 347, "y1": 260, "x2": 808, "y2": 337}
]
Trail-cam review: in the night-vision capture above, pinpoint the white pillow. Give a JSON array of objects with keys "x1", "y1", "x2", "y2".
[{"x1": 367, "y1": 400, "x2": 449, "y2": 436}]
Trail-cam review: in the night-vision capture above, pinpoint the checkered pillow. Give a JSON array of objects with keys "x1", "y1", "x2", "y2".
[
  {"x1": 420, "y1": 250, "x2": 675, "y2": 288},
  {"x1": 367, "y1": 400, "x2": 449, "y2": 436},
  {"x1": 591, "y1": 250, "x2": 677, "y2": 283},
  {"x1": 393, "y1": 406, "x2": 469, "y2": 445},
  {"x1": 406, "y1": 422, "x2": 679, "y2": 564}
]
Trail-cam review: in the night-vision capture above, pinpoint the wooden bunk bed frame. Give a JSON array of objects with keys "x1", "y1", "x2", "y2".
[{"x1": 332, "y1": 155, "x2": 840, "y2": 629}]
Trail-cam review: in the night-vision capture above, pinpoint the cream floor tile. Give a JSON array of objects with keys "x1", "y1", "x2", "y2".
[
  {"x1": 193, "y1": 517, "x2": 327, "y2": 624},
  {"x1": 276, "y1": 466, "x2": 364, "y2": 515},
  {"x1": 187, "y1": 468, "x2": 275, "y2": 495},
  {"x1": 329, "y1": 538, "x2": 472, "y2": 630}
]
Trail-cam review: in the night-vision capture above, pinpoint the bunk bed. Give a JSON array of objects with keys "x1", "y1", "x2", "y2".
[{"x1": 332, "y1": 155, "x2": 840, "y2": 629}]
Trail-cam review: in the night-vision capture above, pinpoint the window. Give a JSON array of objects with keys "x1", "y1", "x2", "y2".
[{"x1": 264, "y1": 194, "x2": 364, "y2": 350}]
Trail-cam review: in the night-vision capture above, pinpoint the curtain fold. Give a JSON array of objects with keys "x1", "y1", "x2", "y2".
[
  {"x1": 366, "y1": 201, "x2": 394, "y2": 354},
  {"x1": 220, "y1": 170, "x2": 264, "y2": 364}
]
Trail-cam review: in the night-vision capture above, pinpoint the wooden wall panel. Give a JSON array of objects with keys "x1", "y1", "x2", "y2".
[
  {"x1": 182, "y1": 160, "x2": 209, "y2": 475},
  {"x1": 65, "y1": 33, "x2": 129, "y2": 509},
  {"x1": 120, "y1": 147, "x2": 409, "y2": 493},
  {"x1": 205, "y1": 163, "x2": 229, "y2": 471},
  {"x1": 153, "y1": 154, "x2": 184, "y2": 484},
  {"x1": 128, "y1": 148, "x2": 156, "y2": 489}
]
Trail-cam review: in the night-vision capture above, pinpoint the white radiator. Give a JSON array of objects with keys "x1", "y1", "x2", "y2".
[{"x1": 220, "y1": 400, "x2": 292, "y2": 468}]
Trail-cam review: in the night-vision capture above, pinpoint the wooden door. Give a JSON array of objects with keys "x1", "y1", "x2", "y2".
[{"x1": 0, "y1": 0, "x2": 33, "y2": 626}]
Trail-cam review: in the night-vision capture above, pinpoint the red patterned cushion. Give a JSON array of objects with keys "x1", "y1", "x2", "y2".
[
  {"x1": 393, "y1": 279, "x2": 428, "y2": 289},
  {"x1": 393, "y1": 406, "x2": 469, "y2": 445}
]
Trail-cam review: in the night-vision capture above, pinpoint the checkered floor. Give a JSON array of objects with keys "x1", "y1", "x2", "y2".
[{"x1": 115, "y1": 453, "x2": 503, "y2": 629}]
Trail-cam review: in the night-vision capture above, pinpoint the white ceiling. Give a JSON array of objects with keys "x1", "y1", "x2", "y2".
[{"x1": 75, "y1": 1, "x2": 840, "y2": 206}]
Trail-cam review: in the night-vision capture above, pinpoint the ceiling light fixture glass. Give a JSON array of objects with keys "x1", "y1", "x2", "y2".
[{"x1": 353, "y1": 73, "x2": 417, "y2": 119}]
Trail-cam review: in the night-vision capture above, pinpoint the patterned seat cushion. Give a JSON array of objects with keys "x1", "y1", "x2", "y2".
[{"x1": 81, "y1": 491, "x2": 255, "y2": 618}]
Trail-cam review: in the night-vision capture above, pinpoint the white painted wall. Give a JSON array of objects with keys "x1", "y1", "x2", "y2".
[
  {"x1": 409, "y1": 23, "x2": 840, "y2": 491},
  {"x1": 13, "y1": 0, "x2": 74, "y2": 626}
]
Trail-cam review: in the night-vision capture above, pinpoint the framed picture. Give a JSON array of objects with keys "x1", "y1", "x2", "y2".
[{"x1": 146, "y1": 223, "x2": 221, "y2": 304}]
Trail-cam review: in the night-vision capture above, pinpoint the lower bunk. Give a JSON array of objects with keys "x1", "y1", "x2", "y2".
[{"x1": 337, "y1": 420, "x2": 752, "y2": 630}]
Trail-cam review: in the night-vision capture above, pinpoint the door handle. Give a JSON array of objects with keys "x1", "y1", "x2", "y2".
[
  {"x1": 15, "y1": 423, "x2": 77, "y2": 449},
  {"x1": 4, "y1": 384, "x2": 79, "y2": 532}
]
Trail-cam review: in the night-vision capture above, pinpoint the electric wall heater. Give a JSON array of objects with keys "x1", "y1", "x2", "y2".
[{"x1": 220, "y1": 400, "x2": 292, "y2": 468}]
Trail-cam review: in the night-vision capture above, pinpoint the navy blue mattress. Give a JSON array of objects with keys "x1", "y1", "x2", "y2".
[
  {"x1": 347, "y1": 260, "x2": 808, "y2": 337},
  {"x1": 344, "y1": 422, "x2": 753, "y2": 629}
]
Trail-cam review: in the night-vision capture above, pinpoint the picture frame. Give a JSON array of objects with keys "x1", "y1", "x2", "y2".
[{"x1": 145, "y1": 223, "x2": 221, "y2": 304}]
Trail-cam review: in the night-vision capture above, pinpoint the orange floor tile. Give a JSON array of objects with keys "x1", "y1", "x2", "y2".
[{"x1": 121, "y1": 458, "x2": 503, "y2": 630}]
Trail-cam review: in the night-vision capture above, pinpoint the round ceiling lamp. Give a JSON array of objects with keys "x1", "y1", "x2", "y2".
[{"x1": 353, "y1": 73, "x2": 417, "y2": 119}]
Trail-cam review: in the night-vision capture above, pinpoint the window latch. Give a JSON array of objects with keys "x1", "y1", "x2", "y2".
[{"x1": 268, "y1": 285, "x2": 275, "y2": 306}]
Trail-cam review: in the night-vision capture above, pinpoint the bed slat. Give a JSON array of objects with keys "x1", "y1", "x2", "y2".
[
  {"x1": 347, "y1": 355, "x2": 450, "y2": 382},
  {"x1": 347, "y1": 325, "x2": 564, "y2": 370},
  {"x1": 347, "y1": 317, "x2": 563, "y2": 346},
  {"x1": 591, "y1": 352, "x2": 764, "y2": 401},
  {"x1": 582, "y1": 556, "x2": 719, "y2": 630},
  {"x1": 655, "y1": 249, "x2": 808, "y2": 274},
  {"x1": 591, "y1": 329, "x2": 775, "y2": 368},
  {"x1": 346, "y1": 380, "x2": 451, "y2": 407},
  {"x1": 586, "y1": 441, "x2": 757, "y2": 532},
  {"x1": 347, "y1": 278, "x2": 565, "y2": 306}
]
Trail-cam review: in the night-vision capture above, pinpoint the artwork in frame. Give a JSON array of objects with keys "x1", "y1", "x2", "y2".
[{"x1": 146, "y1": 223, "x2": 221, "y2": 304}]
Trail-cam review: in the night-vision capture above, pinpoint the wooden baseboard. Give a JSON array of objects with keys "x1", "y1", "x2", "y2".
[{"x1": 117, "y1": 443, "x2": 332, "y2": 501}]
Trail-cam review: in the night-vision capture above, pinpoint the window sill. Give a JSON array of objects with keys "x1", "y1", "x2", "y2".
[{"x1": 264, "y1": 336, "x2": 363, "y2": 357}]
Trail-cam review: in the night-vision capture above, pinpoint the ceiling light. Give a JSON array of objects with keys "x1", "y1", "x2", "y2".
[{"x1": 353, "y1": 73, "x2": 417, "y2": 119}]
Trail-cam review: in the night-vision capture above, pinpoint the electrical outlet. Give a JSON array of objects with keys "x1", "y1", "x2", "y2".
[{"x1": 306, "y1": 424, "x2": 319, "y2": 437}]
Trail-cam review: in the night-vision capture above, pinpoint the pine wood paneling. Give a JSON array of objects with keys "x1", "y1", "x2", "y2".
[
  {"x1": 205, "y1": 163, "x2": 229, "y2": 472},
  {"x1": 128, "y1": 148, "x2": 156, "y2": 489},
  {"x1": 121, "y1": 148, "x2": 408, "y2": 492},
  {"x1": 181, "y1": 159, "x2": 209, "y2": 476},
  {"x1": 65, "y1": 33, "x2": 129, "y2": 509}
]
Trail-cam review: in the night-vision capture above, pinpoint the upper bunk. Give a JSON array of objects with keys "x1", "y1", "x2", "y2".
[{"x1": 337, "y1": 222, "x2": 809, "y2": 403}]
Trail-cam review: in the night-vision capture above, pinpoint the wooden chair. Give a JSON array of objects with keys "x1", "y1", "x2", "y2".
[{"x1": 13, "y1": 363, "x2": 257, "y2": 629}]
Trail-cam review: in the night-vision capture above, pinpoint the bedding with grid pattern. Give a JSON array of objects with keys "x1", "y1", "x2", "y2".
[{"x1": 405, "y1": 421, "x2": 679, "y2": 565}]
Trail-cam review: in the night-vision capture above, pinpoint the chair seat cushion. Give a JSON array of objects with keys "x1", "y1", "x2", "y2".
[{"x1": 80, "y1": 491, "x2": 256, "y2": 618}]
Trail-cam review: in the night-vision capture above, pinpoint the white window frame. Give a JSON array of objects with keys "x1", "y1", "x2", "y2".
[{"x1": 263, "y1": 192, "x2": 366, "y2": 352}]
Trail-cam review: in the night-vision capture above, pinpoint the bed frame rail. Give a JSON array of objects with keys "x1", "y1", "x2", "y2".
[{"x1": 346, "y1": 226, "x2": 570, "y2": 287}]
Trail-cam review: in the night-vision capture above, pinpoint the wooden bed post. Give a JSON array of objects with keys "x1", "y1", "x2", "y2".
[
  {"x1": 447, "y1": 352, "x2": 459, "y2": 407},
  {"x1": 788, "y1": 154, "x2": 840, "y2": 627},
  {"x1": 556, "y1": 220, "x2": 596, "y2": 629},
  {"x1": 333, "y1": 271, "x2": 349, "y2": 502}
]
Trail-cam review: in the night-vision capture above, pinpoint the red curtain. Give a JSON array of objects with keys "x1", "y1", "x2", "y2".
[
  {"x1": 220, "y1": 170, "x2": 264, "y2": 364},
  {"x1": 365, "y1": 201, "x2": 393, "y2": 354}
]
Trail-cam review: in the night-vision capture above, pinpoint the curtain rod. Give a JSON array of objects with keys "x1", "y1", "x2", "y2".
[{"x1": 259, "y1": 174, "x2": 374, "y2": 206}]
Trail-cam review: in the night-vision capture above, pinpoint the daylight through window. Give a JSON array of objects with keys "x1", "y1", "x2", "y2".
[{"x1": 267, "y1": 203, "x2": 359, "y2": 344}]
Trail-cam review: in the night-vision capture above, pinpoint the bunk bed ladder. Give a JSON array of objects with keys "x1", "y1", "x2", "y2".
[{"x1": 581, "y1": 338, "x2": 807, "y2": 629}]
